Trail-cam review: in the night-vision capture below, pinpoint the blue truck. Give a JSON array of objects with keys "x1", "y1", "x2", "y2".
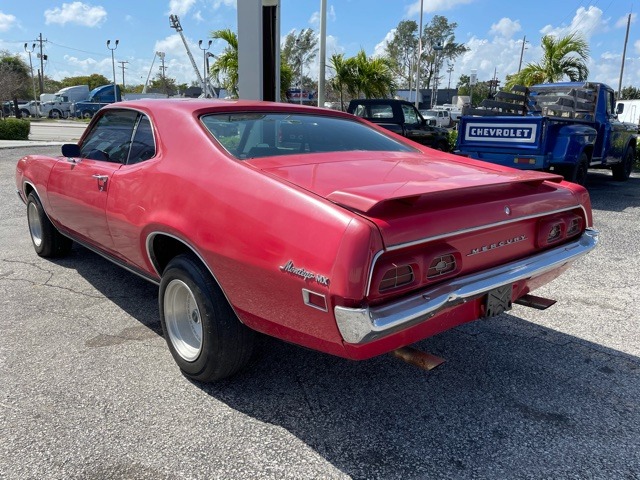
[
  {"x1": 455, "y1": 82, "x2": 637, "y2": 185},
  {"x1": 71, "y1": 84, "x2": 122, "y2": 119}
]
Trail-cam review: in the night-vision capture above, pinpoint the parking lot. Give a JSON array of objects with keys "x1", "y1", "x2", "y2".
[{"x1": 1, "y1": 143, "x2": 639, "y2": 479}]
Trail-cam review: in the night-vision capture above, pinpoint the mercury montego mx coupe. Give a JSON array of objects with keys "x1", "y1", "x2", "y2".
[{"x1": 15, "y1": 99, "x2": 598, "y2": 382}]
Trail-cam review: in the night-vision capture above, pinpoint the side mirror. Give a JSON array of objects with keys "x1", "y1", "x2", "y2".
[
  {"x1": 616, "y1": 103, "x2": 624, "y2": 115},
  {"x1": 61, "y1": 143, "x2": 81, "y2": 157}
]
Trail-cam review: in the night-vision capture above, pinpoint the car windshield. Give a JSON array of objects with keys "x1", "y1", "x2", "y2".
[{"x1": 201, "y1": 112, "x2": 415, "y2": 159}]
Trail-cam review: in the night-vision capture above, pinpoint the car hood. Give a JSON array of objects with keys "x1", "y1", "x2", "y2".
[{"x1": 249, "y1": 150, "x2": 580, "y2": 247}]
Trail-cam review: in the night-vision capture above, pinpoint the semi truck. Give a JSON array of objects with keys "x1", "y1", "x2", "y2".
[
  {"x1": 39, "y1": 85, "x2": 90, "y2": 119},
  {"x1": 455, "y1": 82, "x2": 637, "y2": 185}
]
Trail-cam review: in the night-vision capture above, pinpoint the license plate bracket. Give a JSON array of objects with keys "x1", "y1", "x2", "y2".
[{"x1": 484, "y1": 284, "x2": 513, "y2": 318}]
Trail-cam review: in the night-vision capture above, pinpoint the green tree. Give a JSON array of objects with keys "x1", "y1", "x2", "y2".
[
  {"x1": 506, "y1": 33, "x2": 589, "y2": 88},
  {"x1": 350, "y1": 50, "x2": 395, "y2": 99},
  {"x1": 210, "y1": 28, "x2": 239, "y2": 97},
  {"x1": 419, "y1": 15, "x2": 469, "y2": 93},
  {"x1": 329, "y1": 53, "x2": 354, "y2": 110},
  {"x1": 0, "y1": 51, "x2": 30, "y2": 100},
  {"x1": 619, "y1": 86, "x2": 640, "y2": 100},
  {"x1": 60, "y1": 74, "x2": 110, "y2": 90},
  {"x1": 385, "y1": 20, "x2": 418, "y2": 90},
  {"x1": 456, "y1": 74, "x2": 490, "y2": 106}
]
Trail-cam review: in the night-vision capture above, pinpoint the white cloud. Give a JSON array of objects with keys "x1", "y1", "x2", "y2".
[
  {"x1": 212, "y1": 0, "x2": 236, "y2": 9},
  {"x1": 489, "y1": 18, "x2": 521, "y2": 38},
  {"x1": 193, "y1": 10, "x2": 204, "y2": 23},
  {"x1": 373, "y1": 29, "x2": 396, "y2": 58},
  {"x1": 0, "y1": 11, "x2": 17, "y2": 32},
  {"x1": 615, "y1": 13, "x2": 636, "y2": 29},
  {"x1": 406, "y1": 0, "x2": 474, "y2": 17},
  {"x1": 168, "y1": 0, "x2": 196, "y2": 16},
  {"x1": 540, "y1": 6, "x2": 607, "y2": 40},
  {"x1": 309, "y1": 5, "x2": 336, "y2": 26},
  {"x1": 44, "y1": 2, "x2": 107, "y2": 27}
]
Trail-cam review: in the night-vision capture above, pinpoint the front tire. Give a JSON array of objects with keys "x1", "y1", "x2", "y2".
[
  {"x1": 82, "y1": 110, "x2": 93, "y2": 119},
  {"x1": 26, "y1": 193, "x2": 72, "y2": 257},
  {"x1": 612, "y1": 147, "x2": 634, "y2": 181},
  {"x1": 159, "y1": 254, "x2": 254, "y2": 382}
]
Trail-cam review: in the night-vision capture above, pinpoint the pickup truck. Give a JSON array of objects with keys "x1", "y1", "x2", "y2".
[
  {"x1": 72, "y1": 84, "x2": 122, "y2": 119},
  {"x1": 348, "y1": 99, "x2": 450, "y2": 151},
  {"x1": 18, "y1": 100, "x2": 41, "y2": 118},
  {"x1": 456, "y1": 82, "x2": 637, "y2": 185},
  {"x1": 419, "y1": 108, "x2": 452, "y2": 128}
]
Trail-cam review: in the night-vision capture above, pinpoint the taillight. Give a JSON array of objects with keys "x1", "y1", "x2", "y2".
[
  {"x1": 427, "y1": 254, "x2": 457, "y2": 279},
  {"x1": 566, "y1": 215, "x2": 583, "y2": 237},
  {"x1": 536, "y1": 213, "x2": 584, "y2": 248},
  {"x1": 379, "y1": 264, "x2": 414, "y2": 291}
]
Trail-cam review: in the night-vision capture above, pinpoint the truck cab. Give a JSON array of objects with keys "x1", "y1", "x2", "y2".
[{"x1": 72, "y1": 84, "x2": 121, "y2": 119}]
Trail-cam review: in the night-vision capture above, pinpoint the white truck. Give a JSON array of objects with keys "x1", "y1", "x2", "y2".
[
  {"x1": 419, "y1": 108, "x2": 453, "y2": 128},
  {"x1": 18, "y1": 100, "x2": 41, "y2": 117},
  {"x1": 616, "y1": 99, "x2": 640, "y2": 129},
  {"x1": 40, "y1": 85, "x2": 90, "y2": 119}
]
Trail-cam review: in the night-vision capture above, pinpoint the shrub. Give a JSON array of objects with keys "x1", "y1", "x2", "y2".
[
  {"x1": 448, "y1": 128, "x2": 458, "y2": 152},
  {"x1": 0, "y1": 118, "x2": 30, "y2": 140}
]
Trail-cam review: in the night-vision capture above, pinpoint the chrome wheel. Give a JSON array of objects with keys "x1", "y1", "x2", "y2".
[
  {"x1": 163, "y1": 279, "x2": 203, "y2": 362},
  {"x1": 27, "y1": 201, "x2": 43, "y2": 248}
]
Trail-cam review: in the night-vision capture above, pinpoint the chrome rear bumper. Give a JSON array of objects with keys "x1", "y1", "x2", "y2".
[{"x1": 335, "y1": 228, "x2": 598, "y2": 344}]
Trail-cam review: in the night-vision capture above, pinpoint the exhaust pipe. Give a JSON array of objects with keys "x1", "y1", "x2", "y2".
[
  {"x1": 515, "y1": 294, "x2": 556, "y2": 310},
  {"x1": 391, "y1": 346, "x2": 445, "y2": 371}
]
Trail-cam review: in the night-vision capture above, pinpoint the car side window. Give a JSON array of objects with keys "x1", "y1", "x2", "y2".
[
  {"x1": 402, "y1": 105, "x2": 419, "y2": 125},
  {"x1": 80, "y1": 110, "x2": 138, "y2": 163},
  {"x1": 127, "y1": 115, "x2": 156, "y2": 165}
]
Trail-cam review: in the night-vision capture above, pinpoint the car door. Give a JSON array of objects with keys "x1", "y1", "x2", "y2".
[
  {"x1": 47, "y1": 110, "x2": 138, "y2": 251},
  {"x1": 402, "y1": 104, "x2": 436, "y2": 146}
]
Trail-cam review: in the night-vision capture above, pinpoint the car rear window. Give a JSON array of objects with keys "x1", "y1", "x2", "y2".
[{"x1": 201, "y1": 113, "x2": 414, "y2": 159}]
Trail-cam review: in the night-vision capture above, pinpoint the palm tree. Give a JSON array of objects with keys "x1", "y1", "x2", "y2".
[
  {"x1": 507, "y1": 33, "x2": 589, "y2": 88},
  {"x1": 329, "y1": 53, "x2": 354, "y2": 110},
  {"x1": 209, "y1": 29, "x2": 239, "y2": 97}
]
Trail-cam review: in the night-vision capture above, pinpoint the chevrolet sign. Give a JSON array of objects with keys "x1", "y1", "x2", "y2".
[{"x1": 464, "y1": 122, "x2": 538, "y2": 144}]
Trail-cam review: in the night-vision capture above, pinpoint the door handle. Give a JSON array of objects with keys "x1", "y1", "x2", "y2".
[{"x1": 92, "y1": 174, "x2": 108, "y2": 191}]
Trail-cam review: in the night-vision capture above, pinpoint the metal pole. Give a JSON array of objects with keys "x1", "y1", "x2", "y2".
[
  {"x1": 198, "y1": 40, "x2": 213, "y2": 97},
  {"x1": 318, "y1": 0, "x2": 327, "y2": 107},
  {"x1": 518, "y1": 35, "x2": 526, "y2": 73},
  {"x1": 617, "y1": 14, "x2": 631, "y2": 99},
  {"x1": 414, "y1": 0, "x2": 424, "y2": 109},
  {"x1": 38, "y1": 33, "x2": 45, "y2": 94},
  {"x1": 107, "y1": 40, "x2": 119, "y2": 101},
  {"x1": 24, "y1": 43, "x2": 38, "y2": 111}
]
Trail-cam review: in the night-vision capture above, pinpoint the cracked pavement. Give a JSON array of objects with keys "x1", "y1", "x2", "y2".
[{"x1": 1, "y1": 146, "x2": 639, "y2": 479}]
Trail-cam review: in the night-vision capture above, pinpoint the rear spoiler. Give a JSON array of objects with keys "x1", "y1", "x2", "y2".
[{"x1": 326, "y1": 171, "x2": 563, "y2": 213}]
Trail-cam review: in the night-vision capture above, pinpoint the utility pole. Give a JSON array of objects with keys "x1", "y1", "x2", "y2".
[
  {"x1": 317, "y1": 0, "x2": 327, "y2": 107},
  {"x1": 414, "y1": 0, "x2": 424, "y2": 109},
  {"x1": 118, "y1": 61, "x2": 129, "y2": 88},
  {"x1": 158, "y1": 52, "x2": 167, "y2": 94},
  {"x1": 37, "y1": 33, "x2": 46, "y2": 94},
  {"x1": 617, "y1": 13, "x2": 631, "y2": 99}
]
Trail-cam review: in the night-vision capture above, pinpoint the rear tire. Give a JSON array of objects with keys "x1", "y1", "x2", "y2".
[
  {"x1": 26, "y1": 193, "x2": 72, "y2": 257},
  {"x1": 159, "y1": 254, "x2": 254, "y2": 382},
  {"x1": 559, "y1": 152, "x2": 589, "y2": 186},
  {"x1": 612, "y1": 147, "x2": 634, "y2": 181},
  {"x1": 82, "y1": 110, "x2": 93, "y2": 119}
]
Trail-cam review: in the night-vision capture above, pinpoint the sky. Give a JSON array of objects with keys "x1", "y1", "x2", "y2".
[{"x1": 1, "y1": 0, "x2": 639, "y2": 93}]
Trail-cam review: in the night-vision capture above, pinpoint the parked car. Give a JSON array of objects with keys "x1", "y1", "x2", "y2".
[
  {"x1": 15, "y1": 99, "x2": 598, "y2": 382},
  {"x1": 18, "y1": 100, "x2": 41, "y2": 118},
  {"x1": 348, "y1": 98, "x2": 450, "y2": 150}
]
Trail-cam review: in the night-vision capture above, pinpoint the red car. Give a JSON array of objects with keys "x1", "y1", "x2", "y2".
[{"x1": 15, "y1": 99, "x2": 598, "y2": 382}]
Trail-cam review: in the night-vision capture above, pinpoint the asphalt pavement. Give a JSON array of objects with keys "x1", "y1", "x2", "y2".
[{"x1": 1, "y1": 144, "x2": 639, "y2": 479}]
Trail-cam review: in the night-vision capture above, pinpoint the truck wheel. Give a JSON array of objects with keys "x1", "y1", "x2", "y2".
[
  {"x1": 561, "y1": 152, "x2": 589, "y2": 186},
  {"x1": 159, "y1": 254, "x2": 255, "y2": 382},
  {"x1": 50, "y1": 109, "x2": 61, "y2": 119},
  {"x1": 612, "y1": 148, "x2": 634, "y2": 181},
  {"x1": 26, "y1": 193, "x2": 73, "y2": 258},
  {"x1": 81, "y1": 110, "x2": 93, "y2": 119},
  {"x1": 20, "y1": 109, "x2": 30, "y2": 118}
]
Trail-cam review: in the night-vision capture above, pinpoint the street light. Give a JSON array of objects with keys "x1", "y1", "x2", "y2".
[
  {"x1": 198, "y1": 40, "x2": 213, "y2": 98},
  {"x1": 431, "y1": 41, "x2": 444, "y2": 108},
  {"x1": 24, "y1": 43, "x2": 38, "y2": 114},
  {"x1": 106, "y1": 39, "x2": 119, "y2": 102}
]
